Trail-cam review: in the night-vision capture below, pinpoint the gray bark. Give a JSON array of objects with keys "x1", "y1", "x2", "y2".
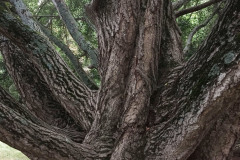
[
  {"x1": 39, "y1": 24, "x2": 98, "y2": 90},
  {"x1": 52, "y1": 0, "x2": 98, "y2": 68},
  {"x1": 0, "y1": 38, "x2": 86, "y2": 142},
  {"x1": 0, "y1": 86, "x2": 96, "y2": 160}
]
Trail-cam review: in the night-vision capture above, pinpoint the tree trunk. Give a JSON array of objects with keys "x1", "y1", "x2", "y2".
[{"x1": 0, "y1": 0, "x2": 240, "y2": 159}]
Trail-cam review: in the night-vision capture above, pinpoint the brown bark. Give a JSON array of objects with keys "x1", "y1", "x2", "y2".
[
  {"x1": 145, "y1": 0, "x2": 240, "y2": 159},
  {"x1": 0, "y1": 86, "x2": 95, "y2": 159},
  {"x1": 38, "y1": 24, "x2": 98, "y2": 90},
  {"x1": 0, "y1": 39, "x2": 85, "y2": 142},
  {"x1": 0, "y1": 0, "x2": 240, "y2": 159},
  {"x1": 0, "y1": 5, "x2": 95, "y2": 131}
]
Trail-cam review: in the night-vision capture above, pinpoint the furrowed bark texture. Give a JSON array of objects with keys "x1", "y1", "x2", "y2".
[
  {"x1": 10, "y1": 0, "x2": 97, "y2": 90},
  {"x1": 0, "y1": 0, "x2": 240, "y2": 159},
  {"x1": 145, "y1": 0, "x2": 240, "y2": 159},
  {"x1": 0, "y1": 5, "x2": 95, "y2": 131},
  {"x1": 0, "y1": 86, "x2": 97, "y2": 160},
  {"x1": 83, "y1": 0, "x2": 182, "y2": 159},
  {"x1": 188, "y1": 102, "x2": 240, "y2": 160},
  {"x1": 39, "y1": 24, "x2": 98, "y2": 90},
  {"x1": 0, "y1": 39, "x2": 86, "y2": 142}
]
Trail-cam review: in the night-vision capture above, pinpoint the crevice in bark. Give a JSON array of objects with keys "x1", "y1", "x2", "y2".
[
  {"x1": 0, "y1": 8, "x2": 95, "y2": 131},
  {"x1": 0, "y1": 39, "x2": 85, "y2": 142},
  {"x1": 144, "y1": 0, "x2": 240, "y2": 159},
  {"x1": 39, "y1": 23, "x2": 98, "y2": 90},
  {"x1": 188, "y1": 102, "x2": 240, "y2": 160},
  {"x1": 0, "y1": 87, "x2": 96, "y2": 159}
]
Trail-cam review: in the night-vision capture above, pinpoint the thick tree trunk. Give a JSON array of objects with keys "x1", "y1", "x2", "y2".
[{"x1": 0, "y1": 0, "x2": 240, "y2": 159}]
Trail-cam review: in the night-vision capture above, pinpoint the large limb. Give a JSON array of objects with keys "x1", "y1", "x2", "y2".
[
  {"x1": 145, "y1": 0, "x2": 240, "y2": 159},
  {"x1": 82, "y1": 0, "x2": 183, "y2": 159},
  {"x1": 0, "y1": 4, "x2": 95, "y2": 131},
  {"x1": 0, "y1": 39, "x2": 86, "y2": 142},
  {"x1": 39, "y1": 24, "x2": 98, "y2": 90},
  {"x1": 10, "y1": 0, "x2": 97, "y2": 89},
  {"x1": 0, "y1": 86, "x2": 96, "y2": 160},
  {"x1": 188, "y1": 102, "x2": 240, "y2": 160},
  {"x1": 51, "y1": 0, "x2": 98, "y2": 68}
]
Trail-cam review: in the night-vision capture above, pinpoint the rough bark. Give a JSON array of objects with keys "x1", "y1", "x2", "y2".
[
  {"x1": 145, "y1": 0, "x2": 240, "y2": 159},
  {"x1": 188, "y1": 103, "x2": 240, "y2": 160},
  {"x1": 0, "y1": 38, "x2": 86, "y2": 142},
  {"x1": 0, "y1": 0, "x2": 240, "y2": 159},
  {"x1": 0, "y1": 86, "x2": 96, "y2": 160},
  {"x1": 83, "y1": 0, "x2": 182, "y2": 159},
  {"x1": 10, "y1": 0, "x2": 98, "y2": 89},
  {"x1": 0, "y1": 4, "x2": 95, "y2": 131},
  {"x1": 39, "y1": 24, "x2": 98, "y2": 90}
]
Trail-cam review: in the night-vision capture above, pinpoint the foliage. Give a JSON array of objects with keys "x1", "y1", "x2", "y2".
[
  {"x1": 176, "y1": 0, "x2": 219, "y2": 58},
  {"x1": 0, "y1": 54, "x2": 19, "y2": 99}
]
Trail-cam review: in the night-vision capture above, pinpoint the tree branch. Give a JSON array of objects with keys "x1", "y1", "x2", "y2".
[
  {"x1": 188, "y1": 102, "x2": 240, "y2": 160},
  {"x1": 183, "y1": 6, "x2": 219, "y2": 55},
  {"x1": 0, "y1": 6, "x2": 95, "y2": 131},
  {"x1": 145, "y1": 0, "x2": 240, "y2": 158},
  {"x1": 176, "y1": 0, "x2": 223, "y2": 18},
  {"x1": 0, "y1": 38, "x2": 86, "y2": 142},
  {"x1": 36, "y1": 0, "x2": 50, "y2": 15},
  {"x1": 52, "y1": 0, "x2": 98, "y2": 68},
  {"x1": 10, "y1": 0, "x2": 98, "y2": 90},
  {"x1": 39, "y1": 24, "x2": 98, "y2": 90},
  {"x1": 0, "y1": 86, "x2": 96, "y2": 159}
]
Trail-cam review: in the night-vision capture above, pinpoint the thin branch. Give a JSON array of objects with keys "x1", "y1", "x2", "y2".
[
  {"x1": 176, "y1": 0, "x2": 222, "y2": 17},
  {"x1": 172, "y1": 0, "x2": 191, "y2": 11},
  {"x1": 33, "y1": 15, "x2": 81, "y2": 21},
  {"x1": 52, "y1": 0, "x2": 98, "y2": 68},
  {"x1": 183, "y1": 7, "x2": 219, "y2": 55},
  {"x1": 36, "y1": 0, "x2": 50, "y2": 15}
]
